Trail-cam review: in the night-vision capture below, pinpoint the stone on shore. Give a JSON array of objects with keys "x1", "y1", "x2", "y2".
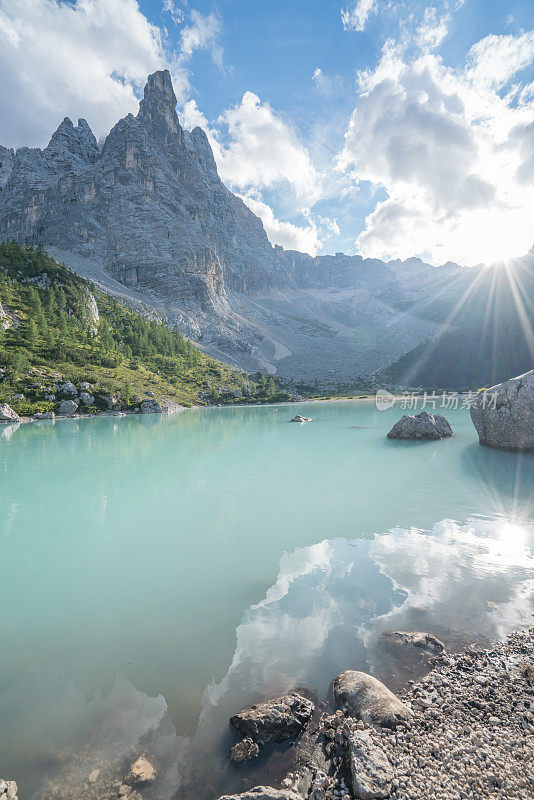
[
  {"x1": 0, "y1": 403, "x2": 20, "y2": 422},
  {"x1": 470, "y1": 369, "x2": 534, "y2": 450},
  {"x1": 379, "y1": 630, "x2": 445, "y2": 655},
  {"x1": 387, "y1": 410, "x2": 453, "y2": 440},
  {"x1": 217, "y1": 788, "x2": 302, "y2": 800},
  {"x1": 58, "y1": 399, "x2": 79, "y2": 416},
  {"x1": 79, "y1": 392, "x2": 95, "y2": 406},
  {"x1": 291, "y1": 415, "x2": 312, "y2": 423},
  {"x1": 34, "y1": 412, "x2": 55, "y2": 420},
  {"x1": 127, "y1": 754, "x2": 156, "y2": 785},
  {"x1": 347, "y1": 731, "x2": 394, "y2": 800},
  {"x1": 140, "y1": 398, "x2": 164, "y2": 414},
  {"x1": 230, "y1": 692, "x2": 314, "y2": 745},
  {"x1": 59, "y1": 381, "x2": 77, "y2": 396},
  {"x1": 333, "y1": 671, "x2": 412, "y2": 728}
]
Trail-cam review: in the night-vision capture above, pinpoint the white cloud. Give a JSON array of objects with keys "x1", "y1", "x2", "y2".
[
  {"x1": 466, "y1": 31, "x2": 534, "y2": 90},
  {"x1": 214, "y1": 91, "x2": 321, "y2": 203},
  {"x1": 341, "y1": 0, "x2": 378, "y2": 33},
  {"x1": 0, "y1": 0, "x2": 168, "y2": 147},
  {"x1": 0, "y1": 0, "x2": 226, "y2": 148},
  {"x1": 162, "y1": 0, "x2": 184, "y2": 26},
  {"x1": 416, "y1": 7, "x2": 450, "y2": 52},
  {"x1": 178, "y1": 8, "x2": 223, "y2": 71},
  {"x1": 338, "y1": 30, "x2": 534, "y2": 265},
  {"x1": 238, "y1": 194, "x2": 324, "y2": 255}
]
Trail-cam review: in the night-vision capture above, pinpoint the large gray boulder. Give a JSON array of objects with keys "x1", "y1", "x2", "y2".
[
  {"x1": 217, "y1": 788, "x2": 302, "y2": 800},
  {"x1": 57, "y1": 399, "x2": 78, "y2": 416},
  {"x1": 0, "y1": 403, "x2": 20, "y2": 422},
  {"x1": 140, "y1": 398, "x2": 164, "y2": 414},
  {"x1": 230, "y1": 692, "x2": 314, "y2": 746},
  {"x1": 346, "y1": 731, "x2": 394, "y2": 800},
  {"x1": 387, "y1": 410, "x2": 453, "y2": 440},
  {"x1": 59, "y1": 381, "x2": 77, "y2": 396},
  {"x1": 333, "y1": 671, "x2": 412, "y2": 728},
  {"x1": 470, "y1": 370, "x2": 534, "y2": 450}
]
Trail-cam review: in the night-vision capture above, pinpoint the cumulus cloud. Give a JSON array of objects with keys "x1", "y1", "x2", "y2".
[
  {"x1": 238, "y1": 194, "x2": 339, "y2": 255},
  {"x1": 338, "y1": 30, "x2": 534, "y2": 264},
  {"x1": 0, "y1": 0, "x2": 168, "y2": 147},
  {"x1": 0, "y1": 0, "x2": 226, "y2": 148},
  {"x1": 341, "y1": 0, "x2": 377, "y2": 32},
  {"x1": 211, "y1": 91, "x2": 321, "y2": 204}
]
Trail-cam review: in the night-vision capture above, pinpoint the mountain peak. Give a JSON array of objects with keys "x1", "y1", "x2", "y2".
[{"x1": 138, "y1": 69, "x2": 177, "y2": 122}]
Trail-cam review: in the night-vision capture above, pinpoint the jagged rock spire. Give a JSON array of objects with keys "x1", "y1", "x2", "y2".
[{"x1": 138, "y1": 69, "x2": 179, "y2": 134}]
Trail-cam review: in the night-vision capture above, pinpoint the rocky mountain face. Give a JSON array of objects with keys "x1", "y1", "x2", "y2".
[{"x1": 0, "y1": 69, "x2": 447, "y2": 382}]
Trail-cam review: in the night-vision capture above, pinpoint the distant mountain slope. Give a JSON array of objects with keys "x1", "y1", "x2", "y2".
[{"x1": 382, "y1": 254, "x2": 534, "y2": 389}]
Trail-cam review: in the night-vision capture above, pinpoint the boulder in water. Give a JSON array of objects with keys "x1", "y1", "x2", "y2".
[
  {"x1": 291, "y1": 415, "x2": 312, "y2": 423},
  {"x1": 379, "y1": 630, "x2": 445, "y2": 655},
  {"x1": 387, "y1": 410, "x2": 453, "y2": 440},
  {"x1": 470, "y1": 370, "x2": 534, "y2": 450},
  {"x1": 230, "y1": 692, "x2": 314, "y2": 745},
  {"x1": 333, "y1": 671, "x2": 412, "y2": 728},
  {"x1": 127, "y1": 753, "x2": 156, "y2": 785},
  {"x1": 229, "y1": 737, "x2": 259, "y2": 763},
  {"x1": 0, "y1": 780, "x2": 18, "y2": 800}
]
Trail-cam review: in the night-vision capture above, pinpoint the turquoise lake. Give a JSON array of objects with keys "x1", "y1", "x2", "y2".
[{"x1": 1, "y1": 401, "x2": 533, "y2": 799}]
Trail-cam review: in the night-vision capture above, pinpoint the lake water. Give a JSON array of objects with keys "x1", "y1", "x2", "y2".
[{"x1": 1, "y1": 401, "x2": 533, "y2": 799}]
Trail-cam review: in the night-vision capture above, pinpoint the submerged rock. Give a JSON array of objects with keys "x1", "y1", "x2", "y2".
[
  {"x1": 291, "y1": 415, "x2": 312, "y2": 423},
  {"x1": 57, "y1": 399, "x2": 79, "y2": 416},
  {"x1": 347, "y1": 731, "x2": 394, "y2": 800},
  {"x1": 387, "y1": 410, "x2": 453, "y2": 440},
  {"x1": 127, "y1": 753, "x2": 157, "y2": 785},
  {"x1": 333, "y1": 671, "x2": 412, "y2": 728},
  {"x1": 229, "y1": 737, "x2": 259, "y2": 763},
  {"x1": 230, "y1": 692, "x2": 314, "y2": 746},
  {"x1": 379, "y1": 630, "x2": 445, "y2": 655},
  {"x1": 470, "y1": 369, "x2": 534, "y2": 450},
  {"x1": 217, "y1": 788, "x2": 303, "y2": 800},
  {"x1": 0, "y1": 780, "x2": 18, "y2": 800},
  {"x1": 0, "y1": 403, "x2": 19, "y2": 422}
]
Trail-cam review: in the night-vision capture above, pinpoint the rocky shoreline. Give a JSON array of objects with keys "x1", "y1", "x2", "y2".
[
  {"x1": 218, "y1": 629, "x2": 534, "y2": 800},
  {"x1": 0, "y1": 632, "x2": 532, "y2": 800}
]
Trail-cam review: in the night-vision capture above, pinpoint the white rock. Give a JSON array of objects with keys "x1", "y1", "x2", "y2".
[{"x1": 0, "y1": 403, "x2": 20, "y2": 422}]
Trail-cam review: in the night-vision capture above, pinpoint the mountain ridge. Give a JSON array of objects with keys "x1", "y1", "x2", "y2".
[{"x1": 2, "y1": 69, "x2": 528, "y2": 386}]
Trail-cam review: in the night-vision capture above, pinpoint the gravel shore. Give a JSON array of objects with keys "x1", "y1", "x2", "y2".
[{"x1": 299, "y1": 628, "x2": 534, "y2": 800}]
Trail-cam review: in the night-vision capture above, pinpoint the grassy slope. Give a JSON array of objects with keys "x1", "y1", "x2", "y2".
[{"x1": 0, "y1": 242, "x2": 292, "y2": 415}]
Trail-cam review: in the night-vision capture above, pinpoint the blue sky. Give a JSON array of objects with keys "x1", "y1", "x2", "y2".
[{"x1": 2, "y1": 0, "x2": 534, "y2": 264}]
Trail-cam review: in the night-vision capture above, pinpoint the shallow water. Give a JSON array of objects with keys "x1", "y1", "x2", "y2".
[{"x1": 0, "y1": 401, "x2": 533, "y2": 798}]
